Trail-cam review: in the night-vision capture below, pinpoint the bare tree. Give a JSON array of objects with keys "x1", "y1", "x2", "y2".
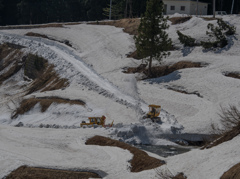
[{"x1": 219, "y1": 104, "x2": 240, "y2": 130}]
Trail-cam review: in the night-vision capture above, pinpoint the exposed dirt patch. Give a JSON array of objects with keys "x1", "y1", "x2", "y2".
[
  {"x1": 221, "y1": 162, "x2": 240, "y2": 179},
  {"x1": 126, "y1": 50, "x2": 143, "y2": 59},
  {"x1": 0, "y1": 44, "x2": 25, "y2": 84},
  {"x1": 0, "y1": 44, "x2": 68, "y2": 92},
  {"x1": 224, "y1": 72, "x2": 240, "y2": 79},
  {"x1": 156, "y1": 168, "x2": 187, "y2": 179},
  {"x1": 89, "y1": 18, "x2": 140, "y2": 36},
  {"x1": 202, "y1": 124, "x2": 240, "y2": 149},
  {"x1": 173, "y1": 172, "x2": 187, "y2": 179},
  {"x1": 0, "y1": 22, "x2": 82, "y2": 30},
  {"x1": 167, "y1": 86, "x2": 203, "y2": 98},
  {"x1": 5, "y1": 165, "x2": 101, "y2": 179},
  {"x1": 85, "y1": 135, "x2": 165, "y2": 173},
  {"x1": 25, "y1": 32, "x2": 73, "y2": 48},
  {"x1": 124, "y1": 61, "x2": 204, "y2": 79},
  {"x1": 0, "y1": 23, "x2": 63, "y2": 30},
  {"x1": 12, "y1": 97, "x2": 85, "y2": 119},
  {"x1": 201, "y1": 17, "x2": 220, "y2": 21},
  {"x1": 169, "y1": 16, "x2": 192, "y2": 25},
  {"x1": 27, "y1": 63, "x2": 69, "y2": 95},
  {"x1": 25, "y1": 32, "x2": 49, "y2": 39},
  {"x1": 0, "y1": 43, "x2": 24, "y2": 70}
]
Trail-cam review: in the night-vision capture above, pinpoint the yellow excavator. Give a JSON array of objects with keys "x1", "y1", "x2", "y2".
[
  {"x1": 80, "y1": 115, "x2": 114, "y2": 127},
  {"x1": 145, "y1": 104, "x2": 161, "y2": 122}
]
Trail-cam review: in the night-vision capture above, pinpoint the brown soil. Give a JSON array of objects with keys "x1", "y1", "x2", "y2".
[
  {"x1": 0, "y1": 43, "x2": 24, "y2": 71},
  {"x1": 221, "y1": 163, "x2": 240, "y2": 179},
  {"x1": 0, "y1": 44, "x2": 25, "y2": 85},
  {"x1": 167, "y1": 87, "x2": 203, "y2": 98},
  {"x1": 126, "y1": 50, "x2": 143, "y2": 59},
  {"x1": 85, "y1": 135, "x2": 165, "y2": 173},
  {"x1": 224, "y1": 72, "x2": 240, "y2": 79},
  {"x1": 155, "y1": 168, "x2": 187, "y2": 179},
  {"x1": 89, "y1": 18, "x2": 140, "y2": 36},
  {"x1": 202, "y1": 124, "x2": 240, "y2": 149},
  {"x1": 173, "y1": 172, "x2": 187, "y2": 179},
  {"x1": 0, "y1": 22, "x2": 82, "y2": 30},
  {"x1": 12, "y1": 97, "x2": 85, "y2": 119},
  {"x1": 169, "y1": 16, "x2": 192, "y2": 25},
  {"x1": 124, "y1": 61, "x2": 204, "y2": 79},
  {"x1": 25, "y1": 32, "x2": 49, "y2": 39},
  {"x1": 25, "y1": 32, "x2": 73, "y2": 47},
  {"x1": 5, "y1": 165, "x2": 101, "y2": 179},
  {"x1": 0, "y1": 23, "x2": 63, "y2": 30},
  {"x1": 27, "y1": 64, "x2": 69, "y2": 95}
]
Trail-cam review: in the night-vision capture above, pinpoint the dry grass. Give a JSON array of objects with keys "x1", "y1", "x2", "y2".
[
  {"x1": 0, "y1": 44, "x2": 23, "y2": 71},
  {"x1": 27, "y1": 64, "x2": 69, "y2": 95},
  {"x1": 89, "y1": 18, "x2": 140, "y2": 35},
  {"x1": 221, "y1": 163, "x2": 240, "y2": 179},
  {"x1": 12, "y1": 97, "x2": 85, "y2": 119},
  {"x1": 167, "y1": 87, "x2": 203, "y2": 98},
  {"x1": 224, "y1": 72, "x2": 240, "y2": 79},
  {"x1": 25, "y1": 32, "x2": 49, "y2": 39},
  {"x1": 155, "y1": 168, "x2": 187, "y2": 179},
  {"x1": 0, "y1": 44, "x2": 25, "y2": 84},
  {"x1": 85, "y1": 135, "x2": 165, "y2": 173},
  {"x1": 0, "y1": 61, "x2": 23, "y2": 85},
  {"x1": 169, "y1": 16, "x2": 192, "y2": 25},
  {"x1": 5, "y1": 165, "x2": 101, "y2": 179},
  {"x1": 25, "y1": 32, "x2": 73, "y2": 48},
  {"x1": 0, "y1": 47, "x2": 69, "y2": 94},
  {"x1": 202, "y1": 105, "x2": 240, "y2": 149},
  {"x1": 126, "y1": 50, "x2": 144, "y2": 59},
  {"x1": 0, "y1": 23, "x2": 64, "y2": 30},
  {"x1": 124, "y1": 61, "x2": 203, "y2": 79}
]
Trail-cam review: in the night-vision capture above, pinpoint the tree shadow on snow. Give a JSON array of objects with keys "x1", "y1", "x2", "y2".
[
  {"x1": 181, "y1": 46, "x2": 195, "y2": 57},
  {"x1": 202, "y1": 35, "x2": 238, "y2": 54},
  {"x1": 147, "y1": 71, "x2": 181, "y2": 84}
]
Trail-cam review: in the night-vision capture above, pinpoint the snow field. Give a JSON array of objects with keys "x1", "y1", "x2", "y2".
[{"x1": 0, "y1": 14, "x2": 240, "y2": 178}]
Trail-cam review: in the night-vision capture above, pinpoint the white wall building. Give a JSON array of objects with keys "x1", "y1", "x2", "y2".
[{"x1": 162, "y1": 0, "x2": 208, "y2": 15}]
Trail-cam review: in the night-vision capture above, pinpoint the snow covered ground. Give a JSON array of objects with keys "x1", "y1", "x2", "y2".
[{"x1": 0, "y1": 14, "x2": 240, "y2": 178}]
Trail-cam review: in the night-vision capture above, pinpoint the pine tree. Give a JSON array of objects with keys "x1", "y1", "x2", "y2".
[
  {"x1": 103, "y1": 0, "x2": 124, "y2": 20},
  {"x1": 134, "y1": 0, "x2": 172, "y2": 77}
]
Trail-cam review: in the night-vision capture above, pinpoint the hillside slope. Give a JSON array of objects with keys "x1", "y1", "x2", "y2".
[{"x1": 0, "y1": 15, "x2": 240, "y2": 179}]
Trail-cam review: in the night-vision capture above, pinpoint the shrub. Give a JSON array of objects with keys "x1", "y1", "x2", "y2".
[
  {"x1": 217, "y1": 19, "x2": 236, "y2": 36},
  {"x1": 219, "y1": 105, "x2": 240, "y2": 130},
  {"x1": 201, "y1": 19, "x2": 236, "y2": 49},
  {"x1": 202, "y1": 104, "x2": 240, "y2": 149},
  {"x1": 177, "y1": 30, "x2": 197, "y2": 47}
]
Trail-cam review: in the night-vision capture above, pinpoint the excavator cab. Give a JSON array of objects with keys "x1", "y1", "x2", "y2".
[
  {"x1": 81, "y1": 115, "x2": 106, "y2": 127},
  {"x1": 146, "y1": 104, "x2": 161, "y2": 121}
]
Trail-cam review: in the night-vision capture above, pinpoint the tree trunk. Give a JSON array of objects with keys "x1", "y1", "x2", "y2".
[
  {"x1": 148, "y1": 56, "x2": 153, "y2": 77},
  {"x1": 213, "y1": 0, "x2": 216, "y2": 18},
  {"x1": 124, "y1": 0, "x2": 129, "y2": 18},
  {"x1": 129, "y1": 0, "x2": 133, "y2": 18}
]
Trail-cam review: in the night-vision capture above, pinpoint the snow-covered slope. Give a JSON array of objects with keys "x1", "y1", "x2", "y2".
[{"x1": 0, "y1": 14, "x2": 240, "y2": 178}]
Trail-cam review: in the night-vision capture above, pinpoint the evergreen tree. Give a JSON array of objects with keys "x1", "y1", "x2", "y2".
[
  {"x1": 134, "y1": 0, "x2": 172, "y2": 77},
  {"x1": 103, "y1": 0, "x2": 124, "y2": 20}
]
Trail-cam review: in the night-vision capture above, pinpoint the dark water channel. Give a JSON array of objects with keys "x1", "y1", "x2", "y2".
[
  {"x1": 135, "y1": 133, "x2": 214, "y2": 157},
  {"x1": 135, "y1": 145, "x2": 195, "y2": 157}
]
